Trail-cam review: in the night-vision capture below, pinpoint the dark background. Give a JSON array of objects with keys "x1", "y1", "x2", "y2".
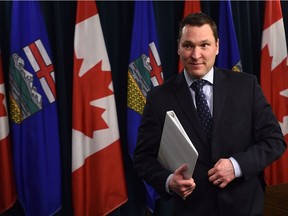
[{"x1": 0, "y1": 1, "x2": 288, "y2": 215}]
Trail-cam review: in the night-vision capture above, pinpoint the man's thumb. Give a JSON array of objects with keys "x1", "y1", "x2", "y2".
[{"x1": 175, "y1": 164, "x2": 188, "y2": 175}]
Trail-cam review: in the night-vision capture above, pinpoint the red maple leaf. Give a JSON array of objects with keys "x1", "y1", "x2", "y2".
[{"x1": 73, "y1": 58, "x2": 114, "y2": 138}]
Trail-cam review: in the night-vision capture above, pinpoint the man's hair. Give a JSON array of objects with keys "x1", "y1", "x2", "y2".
[{"x1": 178, "y1": 12, "x2": 218, "y2": 42}]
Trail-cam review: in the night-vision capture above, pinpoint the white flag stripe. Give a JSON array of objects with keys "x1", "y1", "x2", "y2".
[
  {"x1": 39, "y1": 75, "x2": 55, "y2": 103},
  {"x1": 35, "y1": 39, "x2": 52, "y2": 66},
  {"x1": 24, "y1": 45, "x2": 40, "y2": 72},
  {"x1": 149, "y1": 42, "x2": 161, "y2": 66},
  {"x1": 0, "y1": 116, "x2": 9, "y2": 140}
]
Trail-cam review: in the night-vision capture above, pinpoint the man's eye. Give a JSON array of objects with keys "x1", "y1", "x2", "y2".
[
  {"x1": 201, "y1": 43, "x2": 209, "y2": 48},
  {"x1": 183, "y1": 44, "x2": 192, "y2": 48}
]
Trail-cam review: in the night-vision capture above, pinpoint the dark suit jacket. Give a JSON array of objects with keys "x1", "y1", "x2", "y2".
[{"x1": 133, "y1": 67, "x2": 286, "y2": 216}]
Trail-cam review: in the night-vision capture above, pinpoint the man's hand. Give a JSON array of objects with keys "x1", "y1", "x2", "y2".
[
  {"x1": 208, "y1": 158, "x2": 235, "y2": 188},
  {"x1": 168, "y1": 164, "x2": 196, "y2": 199}
]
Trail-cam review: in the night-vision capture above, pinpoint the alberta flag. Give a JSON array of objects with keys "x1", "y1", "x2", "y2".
[
  {"x1": 216, "y1": 0, "x2": 242, "y2": 72},
  {"x1": 261, "y1": 0, "x2": 288, "y2": 185},
  {"x1": 127, "y1": 1, "x2": 163, "y2": 212},
  {"x1": 9, "y1": 1, "x2": 62, "y2": 215}
]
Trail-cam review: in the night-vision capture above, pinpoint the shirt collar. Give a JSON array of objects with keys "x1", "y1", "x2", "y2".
[{"x1": 184, "y1": 67, "x2": 214, "y2": 87}]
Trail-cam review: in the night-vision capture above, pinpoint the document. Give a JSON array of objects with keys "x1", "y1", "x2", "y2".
[{"x1": 157, "y1": 110, "x2": 198, "y2": 179}]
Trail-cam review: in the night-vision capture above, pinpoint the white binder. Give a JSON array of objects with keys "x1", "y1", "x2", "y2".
[{"x1": 158, "y1": 110, "x2": 198, "y2": 179}]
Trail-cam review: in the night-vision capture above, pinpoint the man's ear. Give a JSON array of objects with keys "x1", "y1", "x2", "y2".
[
  {"x1": 177, "y1": 39, "x2": 180, "y2": 55},
  {"x1": 216, "y1": 39, "x2": 219, "y2": 55}
]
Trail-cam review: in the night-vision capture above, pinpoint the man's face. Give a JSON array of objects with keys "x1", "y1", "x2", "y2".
[{"x1": 178, "y1": 24, "x2": 219, "y2": 79}]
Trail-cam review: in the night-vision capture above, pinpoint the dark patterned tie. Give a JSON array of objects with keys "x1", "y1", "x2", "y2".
[{"x1": 191, "y1": 80, "x2": 213, "y2": 139}]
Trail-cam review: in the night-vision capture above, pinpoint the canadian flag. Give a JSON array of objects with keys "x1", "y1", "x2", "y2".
[
  {"x1": 0, "y1": 51, "x2": 17, "y2": 213},
  {"x1": 178, "y1": 0, "x2": 201, "y2": 73},
  {"x1": 72, "y1": 1, "x2": 128, "y2": 215},
  {"x1": 261, "y1": 0, "x2": 288, "y2": 185}
]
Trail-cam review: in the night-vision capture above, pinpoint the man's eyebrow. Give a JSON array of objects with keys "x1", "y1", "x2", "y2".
[{"x1": 200, "y1": 39, "x2": 210, "y2": 43}]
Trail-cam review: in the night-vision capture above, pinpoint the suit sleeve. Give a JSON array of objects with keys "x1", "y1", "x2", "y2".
[
  {"x1": 232, "y1": 76, "x2": 286, "y2": 180},
  {"x1": 133, "y1": 89, "x2": 172, "y2": 197}
]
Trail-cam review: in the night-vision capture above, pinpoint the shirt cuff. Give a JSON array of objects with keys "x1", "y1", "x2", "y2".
[
  {"x1": 229, "y1": 157, "x2": 242, "y2": 178},
  {"x1": 165, "y1": 174, "x2": 173, "y2": 194}
]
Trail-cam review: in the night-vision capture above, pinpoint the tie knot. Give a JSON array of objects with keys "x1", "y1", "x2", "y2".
[{"x1": 191, "y1": 79, "x2": 207, "y2": 92}]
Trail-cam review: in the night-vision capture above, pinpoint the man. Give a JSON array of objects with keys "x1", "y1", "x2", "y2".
[{"x1": 133, "y1": 13, "x2": 286, "y2": 216}]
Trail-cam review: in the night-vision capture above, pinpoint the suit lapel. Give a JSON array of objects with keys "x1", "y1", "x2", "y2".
[
  {"x1": 213, "y1": 68, "x2": 228, "y2": 135},
  {"x1": 173, "y1": 73, "x2": 210, "y2": 150}
]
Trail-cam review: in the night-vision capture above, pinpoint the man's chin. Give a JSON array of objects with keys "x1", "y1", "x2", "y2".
[{"x1": 186, "y1": 70, "x2": 207, "y2": 79}]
